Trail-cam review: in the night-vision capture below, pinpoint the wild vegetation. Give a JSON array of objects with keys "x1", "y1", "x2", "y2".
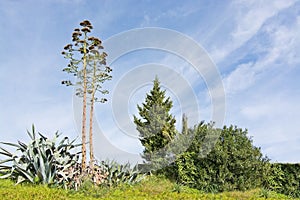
[{"x1": 0, "y1": 19, "x2": 299, "y2": 199}]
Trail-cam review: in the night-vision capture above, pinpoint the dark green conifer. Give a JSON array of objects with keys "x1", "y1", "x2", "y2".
[{"x1": 134, "y1": 77, "x2": 176, "y2": 164}]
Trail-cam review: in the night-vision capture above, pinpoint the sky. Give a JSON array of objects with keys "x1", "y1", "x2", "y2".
[{"x1": 0, "y1": 0, "x2": 299, "y2": 163}]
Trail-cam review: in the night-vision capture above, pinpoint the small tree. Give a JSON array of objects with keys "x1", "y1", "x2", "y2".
[
  {"x1": 61, "y1": 20, "x2": 112, "y2": 170},
  {"x1": 133, "y1": 77, "x2": 176, "y2": 167}
]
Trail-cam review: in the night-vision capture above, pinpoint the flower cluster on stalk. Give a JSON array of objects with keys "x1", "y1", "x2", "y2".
[{"x1": 61, "y1": 20, "x2": 112, "y2": 102}]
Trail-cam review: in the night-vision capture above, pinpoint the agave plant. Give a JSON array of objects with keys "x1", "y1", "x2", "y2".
[
  {"x1": 99, "y1": 160, "x2": 144, "y2": 187},
  {"x1": 0, "y1": 125, "x2": 81, "y2": 186}
]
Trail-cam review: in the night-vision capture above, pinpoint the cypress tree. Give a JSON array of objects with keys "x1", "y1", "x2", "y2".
[{"x1": 134, "y1": 77, "x2": 176, "y2": 164}]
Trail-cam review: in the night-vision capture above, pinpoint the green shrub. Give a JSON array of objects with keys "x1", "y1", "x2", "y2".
[
  {"x1": 175, "y1": 123, "x2": 269, "y2": 192},
  {"x1": 265, "y1": 163, "x2": 285, "y2": 190},
  {"x1": 268, "y1": 163, "x2": 300, "y2": 197}
]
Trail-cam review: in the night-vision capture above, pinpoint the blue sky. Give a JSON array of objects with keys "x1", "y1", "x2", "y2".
[{"x1": 0, "y1": 0, "x2": 299, "y2": 163}]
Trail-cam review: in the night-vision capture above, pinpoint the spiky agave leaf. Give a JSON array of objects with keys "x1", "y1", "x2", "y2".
[
  {"x1": 0, "y1": 125, "x2": 81, "y2": 187},
  {"x1": 99, "y1": 160, "x2": 143, "y2": 187},
  {"x1": 27, "y1": 124, "x2": 36, "y2": 140}
]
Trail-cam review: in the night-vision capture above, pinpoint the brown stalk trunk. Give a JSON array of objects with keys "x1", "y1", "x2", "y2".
[
  {"x1": 81, "y1": 35, "x2": 88, "y2": 170},
  {"x1": 88, "y1": 94, "x2": 95, "y2": 169},
  {"x1": 89, "y1": 60, "x2": 97, "y2": 170}
]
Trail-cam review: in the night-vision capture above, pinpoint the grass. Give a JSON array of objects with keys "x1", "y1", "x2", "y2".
[{"x1": 0, "y1": 175, "x2": 298, "y2": 200}]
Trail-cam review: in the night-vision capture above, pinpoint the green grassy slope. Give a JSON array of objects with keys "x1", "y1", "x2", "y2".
[{"x1": 0, "y1": 176, "x2": 297, "y2": 200}]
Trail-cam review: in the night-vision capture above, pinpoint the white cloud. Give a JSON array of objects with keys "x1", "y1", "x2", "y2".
[
  {"x1": 224, "y1": 7, "x2": 300, "y2": 94},
  {"x1": 210, "y1": 0, "x2": 296, "y2": 63},
  {"x1": 232, "y1": 0, "x2": 294, "y2": 41},
  {"x1": 259, "y1": 16, "x2": 300, "y2": 68},
  {"x1": 224, "y1": 62, "x2": 256, "y2": 94}
]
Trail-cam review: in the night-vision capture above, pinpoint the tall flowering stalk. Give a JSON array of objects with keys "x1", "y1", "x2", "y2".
[{"x1": 61, "y1": 20, "x2": 112, "y2": 170}]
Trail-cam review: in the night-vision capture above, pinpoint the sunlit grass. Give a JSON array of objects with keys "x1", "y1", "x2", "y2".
[{"x1": 0, "y1": 176, "x2": 298, "y2": 200}]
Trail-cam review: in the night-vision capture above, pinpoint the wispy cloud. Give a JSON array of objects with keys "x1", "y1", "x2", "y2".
[
  {"x1": 209, "y1": 0, "x2": 297, "y2": 64},
  {"x1": 224, "y1": 4, "x2": 300, "y2": 94}
]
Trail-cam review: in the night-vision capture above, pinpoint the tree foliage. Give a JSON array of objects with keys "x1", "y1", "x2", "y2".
[{"x1": 134, "y1": 77, "x2": 176, "y2": 167}]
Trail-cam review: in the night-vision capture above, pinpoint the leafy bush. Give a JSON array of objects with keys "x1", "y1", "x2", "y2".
[
  {"x1": 268, "y1": 163, "x2": 300, "y2": 197},
  {"x1": 0, "y1": 125, "x2": 81, "y2": 187},
  {"x1": 264, "y1": 163, "x2": 285, "y2": 191},
  {"x1": 175, "y1": 123, "x2": 269, "y2": 192}
]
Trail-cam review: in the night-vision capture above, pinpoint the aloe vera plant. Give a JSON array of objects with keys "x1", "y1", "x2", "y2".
[{"x1": 0, "y1": 125, "x2": 81, "y2": 186}]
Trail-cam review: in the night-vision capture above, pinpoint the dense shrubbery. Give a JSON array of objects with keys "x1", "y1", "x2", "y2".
[
  {"x1": 156, "y1": 122, "x2": 300, "y2": 198},
  {"x1": 172, "y1": 122, "x2": 270, "y2": 192},
  {"x1": 267, "y1": 163, "x2": 300, "y2": 197}
]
